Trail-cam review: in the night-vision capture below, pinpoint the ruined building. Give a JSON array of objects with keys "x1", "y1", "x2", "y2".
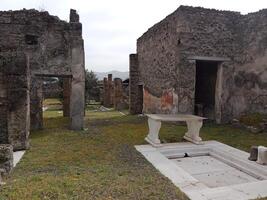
[
  {"x1": 130, "y1": 6, "x2": 267, "y2": 123},
  {"x1": 0, "y1": 9, "x2": 85, "y2": 151}
]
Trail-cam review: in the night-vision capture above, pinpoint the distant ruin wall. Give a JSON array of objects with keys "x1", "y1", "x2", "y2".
[{"x1": 102, "y1": 74, "x2": 129, "y2": 110}]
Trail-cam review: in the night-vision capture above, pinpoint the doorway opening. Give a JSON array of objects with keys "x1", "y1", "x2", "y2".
[
  {"x1": 194, "y1": 61, "x2": 219, "y2": 120},
  {"x1": 42, "y1": 77, "x2": 64, "y2": 119},
  {"x1": 30, "y1": 75, "x2": 72, "y2": 130}
]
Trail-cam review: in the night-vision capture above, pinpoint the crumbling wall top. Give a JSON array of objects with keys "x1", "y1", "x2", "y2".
[
  {"x1": 70, "y1": 9, "x2": 79, "y2": 23},
  {"x1": 0, "y1": 9, "x2": 66, "y2": 25},
  {"x1": 138, "y1": 5, "x2": 243, "y2": 43}
]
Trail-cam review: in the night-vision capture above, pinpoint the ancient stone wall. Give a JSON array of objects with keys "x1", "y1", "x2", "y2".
[
  {"x1": 230, "y1": 11, "x2": 267, "y2": 118},
  {"x1": 43, "y1": 80, "x2": 63, "y2": 99},
  {"x1": 136, "y1": 15, "x2": 179, "y2": 114},
  {"x1": 131, "y1": 6, "x2": 267, "y2": 122}
]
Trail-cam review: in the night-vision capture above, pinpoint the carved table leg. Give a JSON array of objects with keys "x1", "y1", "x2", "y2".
[
  {"x1": 145, "y1": 118, "x2": 162, "y2": 146},
  {"x1": 183, "y1": 119, "x2": 203, "y2": 144}
]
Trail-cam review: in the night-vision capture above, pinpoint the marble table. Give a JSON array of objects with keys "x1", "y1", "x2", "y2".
[{"x1": 145, "y1": 114, "x2": 206, "y2": 146}]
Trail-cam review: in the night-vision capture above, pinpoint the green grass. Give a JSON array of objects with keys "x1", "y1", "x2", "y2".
[
  {"x1": 0, "y1": 106, "x2": 266, "y2": 199},
  {"x1": 0, "y1": 111, "x2": 187, "y2": 200},
  {"x1": 86, "y1": 104, "x2": 101, "y2": 111},
  {"x1": 239, "y1": 113, "x2": 267, "y2": 128},
  {"x1": 43, "y1": 98, "x2": 62, "y2": 107},
  {"x1": 43, "y1": 98, "x2": 63, "y2": 112}
]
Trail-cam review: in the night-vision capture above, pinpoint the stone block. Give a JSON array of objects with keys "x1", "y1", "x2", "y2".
[
  {"x1": 257, "y1": 146, "x2": 267, "y2": 165},
  {"x1": 248, "y1": 146, "x2": 258, "y2": 161},
  {"x1": 0, "y1": 144, "x2": 13, "y2": 174}
]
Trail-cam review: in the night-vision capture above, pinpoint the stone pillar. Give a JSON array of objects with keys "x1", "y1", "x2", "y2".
[
  {"x1": 129, "y1": 54, "x2": 142, "y2": 114},
  {"x1": 69, "y1": 9, "x2": 85, "y2": 130},
  {"x1": 0, "y1": 71, "x2": 8, "y2": 144},
  {"x1": 107, "y1": 74, "x2": 114, "y2": 107},
  {"x1": 30, "y1": 77, "x2": 43, "y2": 130},
  {"x1": 103, "y1": 77, "x2": 108, "y2": 107},
  {"x1": 114, "y1": 78, "x2": 123, "y2": 110},
  {"x1": 99, "y1": 82, "x2": 104, "y2": 105},
  {"x1": 6, "y1": 53, "x2": 30, "y2": 151},
  {"x1": 103, "y1": 74, "x2": 114, "y2": 108},
  {"x1": 63, "y1": 77, "x2": 71, "y2": 117}
]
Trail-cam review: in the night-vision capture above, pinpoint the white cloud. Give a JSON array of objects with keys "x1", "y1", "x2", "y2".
[{"x1": 1, "y1": 0, "x2": 267, "y2": 72}]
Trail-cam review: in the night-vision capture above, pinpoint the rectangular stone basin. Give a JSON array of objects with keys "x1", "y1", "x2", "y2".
[{"x1": 136, "y1": 141, "x2": 267, "y2": 200}]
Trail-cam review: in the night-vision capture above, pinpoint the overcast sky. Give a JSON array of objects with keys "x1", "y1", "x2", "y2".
[{"x1": 1, "y1": 0, "x2": 267, "y2": 72}]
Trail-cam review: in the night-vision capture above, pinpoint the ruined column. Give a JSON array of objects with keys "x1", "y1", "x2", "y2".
[
  {"x1": 107, "y1": 74, "x2": 114, "y2": 107},
  {"x1": 6, "y1": 53, "x2": 30, "y2": 150},
  {"x1": 103, "y1": 77, "x2": 108, "y2": 107},
  {"x1": 63, "y1": 77, "x2": 71, "y2": 117},
  {"x1": 129, "y1": 54, "x2": 142, "y2": 114},
  {"x1": 114, "y1": 78, "x2": 123, "y2": 110},
  {"x1": 102, "y1": 74, "x2": 114, "y2": 108},
  {"x1": 0, "y1": 62, "x2": 8, "y2": 144},
  {"x1": 69, "y1": 9, "x2": 85, "y2": 130},
  {"x1": 30, "y1": 77, "x2": 43, "y2": 130}
]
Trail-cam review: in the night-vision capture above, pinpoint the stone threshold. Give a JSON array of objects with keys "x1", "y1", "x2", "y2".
[{"x1": 14, "y1": 150, "x2": 25, "y2": 167}]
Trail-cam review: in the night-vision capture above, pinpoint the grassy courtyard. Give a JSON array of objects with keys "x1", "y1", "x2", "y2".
[{"x1": 0, "y1": 101, "x2": 266, "y2": 199}]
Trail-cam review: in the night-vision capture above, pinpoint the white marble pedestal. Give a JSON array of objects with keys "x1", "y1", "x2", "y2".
[
  {"x1": 257, "y1": 146, "x2": 267, "y2": 165},
  {"x1": 145, "y1": 114, "x2": 206, "y2": 146}
]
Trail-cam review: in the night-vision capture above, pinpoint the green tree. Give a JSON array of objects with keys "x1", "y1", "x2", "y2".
[{"x1": 85, "y1": 70, "x2": 100, "y2": 102}]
